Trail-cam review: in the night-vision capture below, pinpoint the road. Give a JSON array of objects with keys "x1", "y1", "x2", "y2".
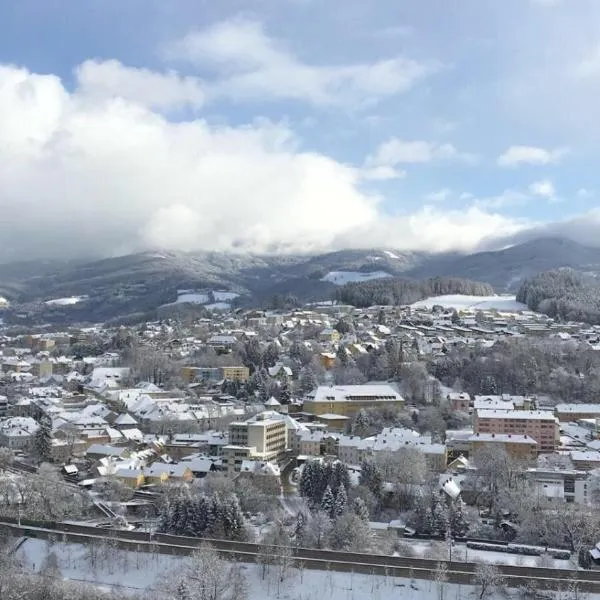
[{"x1": 1, "y1": 519, "x2": 599, "y2": 592}]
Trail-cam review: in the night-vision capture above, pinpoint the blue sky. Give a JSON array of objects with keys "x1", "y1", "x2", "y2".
[{"x1": 0, "y1": 0, "x2": 599, "y2": 260}]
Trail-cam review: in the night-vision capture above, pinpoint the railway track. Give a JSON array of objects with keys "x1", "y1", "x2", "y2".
[{"x1": 2, "y1": 519, "x2": 597, "y2": 592}]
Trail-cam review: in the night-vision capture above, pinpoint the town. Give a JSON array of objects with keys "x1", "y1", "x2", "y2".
[{"x1": 1, "y1": 296, "x2": 600, "y2": 598}]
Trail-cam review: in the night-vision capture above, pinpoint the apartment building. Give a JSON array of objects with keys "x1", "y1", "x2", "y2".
[
  {"x1": 223, "y1": 412, "x2": 287, "y2": 472},
  {"x1": 474, "y1": 409, "x2": 559, "y2": 453},
  {"x1": 525, "y1": 468, "x2": 589, "y2": 504},
  {"x1": 303, "y1": 384, "x2": 404, "y2": 417},
  {"x1": 180, "y1": 365, "x2": 250, "y2": 384},
  {"x1": 469, "y1": 432, "x2": 538, "y2": 461},
  {"x1": 555, "y1": 403, "x2": 600, "y2": 423}
]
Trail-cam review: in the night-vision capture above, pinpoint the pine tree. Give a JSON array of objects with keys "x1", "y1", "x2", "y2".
[
  {"x1": 331, "y1": 462, "x2": 351, "y2": 494},
  {"x1": 359, "y1": 459, "x2": 383, "y2": 500},
  {"x1": 333, "y1": 485, "x2": 347, "y2": 518},
  {"x1": 299, "y1": 461, "x2": 316, "y2": 500},
  {"x1": 449, "y1": 500, "x2": 469, "y2": 538},
  {"x1": 432, "y1": 498, "x2": 449, "y2": 537},
  {"x1": 34, "y1": 416, "x2": 53, "y2": 463},
  {"x1": 352, "y1": 497, "x2": 370, "y2": 522},
  {"x1": 320, "y1": 485, "x2": 335, "y2": 518},
  {"x1": 294, "y1": 512, "x2": 306, "y2": 542},
  {"x1": 278, "y1": 379, "x2": 292, "y2": 404}
]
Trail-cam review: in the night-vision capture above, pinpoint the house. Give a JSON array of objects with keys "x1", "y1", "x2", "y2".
[
  {"x1": 143, "y1": 463, "x2": 193, "y2": 484},
  {"x1": 469, "y1": 433, "x2": 538, "y2": 461},
  {"x1": 0, "y1": 416, "x2": 39, "y2": 450},
  {"x1": 115, "y1": 467, "x2": 145, "y2": 488},
  {"x1": 268, "y1": 364, "x2": 293, "y2": 381},
  {"x1": 237, "y1": 460, "x2": 281, "y2": 493}
]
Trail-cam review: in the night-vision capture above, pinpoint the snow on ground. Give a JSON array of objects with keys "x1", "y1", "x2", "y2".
[
  {"x1": 175, "y1": 292, "x2": 210, "y2": 304},
  {"x1": 213, "y1": 291, "x2": 239, "y2": 301},
  {"x1": 15, "y1": 537, "x2": 517, "y2": 600},
  {"x1": 321, "y1": 271, "x2": 392, "y2": 285},
  {"x1": 383, "y1": 250, "x2": 400, "y2": 259},
  {"x1": 205, "y1": 302, "x2": 231, "y2": 311},
  {"x1": 402, "y1": 539, "x2": 572, "y2": 570},
  {"x1": 411, "y1": 294, "x2": 527, "y2": 312},
  {"x1": 45, "y1": 296, "x2": 86, "y2": 306}
]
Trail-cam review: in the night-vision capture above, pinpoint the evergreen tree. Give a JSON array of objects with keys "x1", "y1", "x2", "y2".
[
  {"x1": 336, "y1": 344, "x2": 349, "y2": 367},
  {"x1": 294, "y1": 511, "x2": 306, "y2": 542},
  {"x1": 359, "y1": 459, "x2": 383, "y2": 500},
  {"x1": 34, "y1": 416, "x2": 53, "y2": 463},
  {"x1": 331, "y1": 461, "x2": 351, "y2": 494},
  {"x1": 352, "y1": 497, "x2": 370, "y2": 522},
  {"x1": 333, "y1": 485, "x2": 347, "y2": 518},
  {"x1": 432, "y1": 497, "x2": 449, "y2": 536},
  {"x1": 278, "y1": 379, "x2": 292, "y2": 404},
  {"x1": 320, "y1": 485, "x2": 335, "y2": 518},
  {"x1": 298, "y1": 367, "x2": 318, "y2": 396},
  {"x1": 299, "y1": 461, "x2": 317, "y2": 502},
  {"x1": 449, "y1": 500, "x2": 469, "y2": 538}
]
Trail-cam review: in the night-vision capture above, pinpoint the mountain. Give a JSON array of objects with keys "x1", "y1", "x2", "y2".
[
  {"x1": 405, "y1": 237, "x2": 600, "y2": 291},
  {"x1": 1, "y1": 237, "x2": 600, "y2": 325}
]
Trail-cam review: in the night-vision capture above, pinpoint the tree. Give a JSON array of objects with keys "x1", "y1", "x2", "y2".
[
  {"x1": 359, "y1": 459, "x2": 383, "y2": 501},
  {"x1": 449, "y1": 499, "x2": 469, "y2": 538},
  {"x1": 434, "y1": 562, "x2": 449, "y2": 600},
  {"x1": 278, "y1": 379, "x2": 292, "y2": 404},
  {"x1": 329, "y1": 513, "x2": 371, "y2": 551},
  {"x1": 320, "y1": 485, "x2": 335, "y2": 517},
  {"x1": 165, "y1": 544, "x2": 248, "y2": 600},
  {"x1": 333, "y1": 485, "x2": 347, "y2": 518},
  {"x1": 474, "y1": 564, "x2": 504, "y2": 600},
  {"x1": 300, "y1": 510, "x2": 332, "y2": 549},
  {"x1": 352, "y1": 497, "x2": 370, "y2": 522},
  {"x1": 34, "y1": 416, "x2": 53, "y2": 463},
  {"x1": 0, "y1": 448, "x2": 13, "y2": 472}
]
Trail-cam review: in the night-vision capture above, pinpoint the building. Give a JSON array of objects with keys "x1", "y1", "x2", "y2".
[
  {"x1": 0, "y1": 416, "x2": 39, "y2": 450},
  {"x1": 469, "y1": 433, "x2": 538, "y2": 461},
  {"x1": 474, "y1": 409, "x2": 559, "y2": 453},
  {"x1": 447, "y1": 392, "x2": 470, "y2": 413},
  {"x1": 303, "y1": 384, "x2": 404, "y2": 417},
  {"x1": 223, "y1": 412, "x2": 287, "y2": 472},
  {"x1": 525, "y1": 468, "x2": 589, "y2": 504},
  {"x1": 555, "y1": 404, "x2": 600, "y2": 423},
  {"x1": 181, "y1": 365, "x2": 250, "y2": 384}
]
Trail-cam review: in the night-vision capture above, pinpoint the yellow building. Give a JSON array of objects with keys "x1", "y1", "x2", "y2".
[
  {"x1": 220, "y1": 366, "x2": 250, "y2": 382},
  {"x1": 303, "y1": 385, "x2": 404, "y2": 418},
  {"x1": 469, "y1": 433, "x2": 538, "y2": 461}
]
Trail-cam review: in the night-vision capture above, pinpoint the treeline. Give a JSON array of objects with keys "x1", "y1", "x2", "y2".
[
  {"x1": 430, "y1": 337, "x2": 600, "y2": 401},
  {"x1": 335, "y1": 276, "x2": 494, "y2": 308},
  {"x1": 517, "y1": 268, "x2": 600, "y2": 324}
]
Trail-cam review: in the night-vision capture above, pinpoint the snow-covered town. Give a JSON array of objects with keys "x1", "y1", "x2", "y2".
[{"x1": 0, "y1": 296, "x2": 599, "y2": 598}]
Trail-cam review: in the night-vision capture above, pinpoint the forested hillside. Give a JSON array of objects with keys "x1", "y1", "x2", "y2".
[
  {"x1": 516, "y1": 268, "x2": 600, "y2": 324},
  {"x1": 334, "y1": 276, "x2": 494, "y2": 308}
]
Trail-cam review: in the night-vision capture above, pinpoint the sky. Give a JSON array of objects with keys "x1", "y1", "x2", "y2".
[{"x1": 1, "y1": 0, "x2": 600, "y2": 261}]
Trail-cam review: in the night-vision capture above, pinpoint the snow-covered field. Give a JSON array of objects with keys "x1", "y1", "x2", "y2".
[
  {"x1": 411, "y1": 294, "x2": 527, "y2": 312},
  {"x1": 174, "y1": 290, "x2": 239, "y2": 306},
  {"x1": 175, "y1": 292, "x2": 210, "y2": 304},
  {"x1": 14, "y1": 537, "x2": 515, "y2": 600},
  {"x1": 205, "y1": 302, "x2": 232, "y2": 311},
  {"x1": 213, "y1": 291, "x2": 239, "y2": 301},
  {"x1": 45, "y1": 296, "x2": 87, "y2": 306},
  {"x1": 321, "y1": 271, "x2": 392, "y2": 285}
]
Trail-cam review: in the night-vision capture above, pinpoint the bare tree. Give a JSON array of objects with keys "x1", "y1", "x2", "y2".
[
  {"x1": 433, "y1": 561, "x2": 448, "y2": 600},
  {"x1": 164, "y1": 544, "x2": 248, "y2": 600},
  {"x1": 474, "y1": 564, "x2": 505, "y2": 600}
]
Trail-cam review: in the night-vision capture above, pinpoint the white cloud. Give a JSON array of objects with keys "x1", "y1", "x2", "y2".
[
  {"x1": 425, "y1": 188, "x2": 452, "y2": 202},
  {"x1": 577, "y1": 188, "x2": 594, "y2": 199},
  {"x1": 0, "y1": 61, "x2": 538, "y2": 260},
  {"x1": 75, "y1": 60, "x2": 206, "y2": 110},
  {"x1": 529, "y1": 179, "x2": 556, "y2": 199},
  {"x1": 474, "y1": 190, "x2": 531, "y2": 210},
  {"x1": 164, "y1": 19, "x2": 436, "y2": 107},
  {"x1": 366, "y1": 138, "x2": 476, "y2": 168},
  {"x1": 497, "y1": 145, "x2": 568, "y2": 167},
  {"x1": 332, "y1": 206, "x2": 527, "y2": 254},
  {"x1": 360, "y1": 166, "x2": 406, "y2": 181}
]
